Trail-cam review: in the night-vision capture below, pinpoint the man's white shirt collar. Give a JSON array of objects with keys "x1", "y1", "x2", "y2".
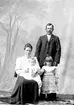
[{"x1": 47, "y1": 34, "x2": 51, "y2": 41}]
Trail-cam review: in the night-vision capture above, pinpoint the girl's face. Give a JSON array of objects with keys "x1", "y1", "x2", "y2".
[
  {"x1": 24, "y1": 47, "x2": 32, "y2": 57},
  {"x1": 46, "y1": 62, "x2": 52, "y2": 66}
]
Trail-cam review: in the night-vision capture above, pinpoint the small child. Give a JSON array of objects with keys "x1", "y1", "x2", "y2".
[
  {"x1": 29, "y1": 57, "x2": 39, "y2": 77},
  {"x1": 29, "y1": 57, "x2": 42, "y2": 95},
  {"x1": 41, "y1": 56, "x2": 58, "y2": 98}
]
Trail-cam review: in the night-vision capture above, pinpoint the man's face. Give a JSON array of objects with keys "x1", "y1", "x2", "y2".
[{"x1": 46, "y1": 25, "x2": 53, "y2": 35}]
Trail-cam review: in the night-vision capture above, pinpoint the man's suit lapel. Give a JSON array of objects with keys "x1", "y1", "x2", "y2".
[
  {"x1": 49, "y1": 34, "x2": 54, "y2": 43},
  {"x1": 44, "y1": 35, "x2": 48, "y2": 42},
  {"x1": 44, "y1": 34, "x2": 54, "y2": 43},
  {"x1": 44, "y1": 34, "x2": 54, "y2": 56}
]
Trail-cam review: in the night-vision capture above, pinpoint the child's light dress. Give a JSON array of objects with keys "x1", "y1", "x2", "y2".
[{"x1": 42, "y1": 66, "x2": 58, "y2": 94}]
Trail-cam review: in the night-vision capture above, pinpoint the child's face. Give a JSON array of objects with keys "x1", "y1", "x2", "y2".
[
  {"x1": 30, "y1": 58, "x2": 36, "y2": 66},
  {"x1": 46, "y1": 61, "x2": 52, "y2": 66}
]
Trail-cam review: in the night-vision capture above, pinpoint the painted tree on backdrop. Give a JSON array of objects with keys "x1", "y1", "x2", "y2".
[{"x1": 0, "y1": 13, "x2": 24, "y2": 82}]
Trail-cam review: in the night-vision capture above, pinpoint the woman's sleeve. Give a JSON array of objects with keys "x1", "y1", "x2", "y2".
[{"x1": 15, "y1": 57, "x2": 22, "y2": 75}]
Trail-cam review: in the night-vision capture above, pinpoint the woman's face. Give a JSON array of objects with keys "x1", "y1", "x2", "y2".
[{"x1": 24, "y1": 47, "x2": 32, "y2": 57}]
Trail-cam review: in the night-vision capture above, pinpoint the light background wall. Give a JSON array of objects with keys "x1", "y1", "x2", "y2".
[{"x1": 0, "y1": 0, "x2": 74, "y2": 94}]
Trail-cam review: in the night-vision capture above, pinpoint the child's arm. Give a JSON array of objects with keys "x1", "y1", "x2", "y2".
[
  {"x1": 52, "y1": 67, "x2": 57, "y2": 76},
  {"x1": 38, "y1": 66, "x2": 45, "y2": 75}
]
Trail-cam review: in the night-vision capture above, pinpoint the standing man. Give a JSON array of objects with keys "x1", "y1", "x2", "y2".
[{"x1": 35, "y1": 23, "x2": 61, "y2": 68}]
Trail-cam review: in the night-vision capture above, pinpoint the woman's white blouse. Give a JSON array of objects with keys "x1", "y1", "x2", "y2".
[
  {"x1": 15, "y1": 56, "x2": 42, "y2": 89},
  {"x1": 15, "y1": 56, "x2": 40, "y2": 79}
]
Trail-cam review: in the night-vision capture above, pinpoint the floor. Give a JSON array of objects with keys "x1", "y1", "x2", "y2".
[
  {"x1": 0, "y1": 100, "x2": 74, "y2": 105},
  {"x1": 0, "y1": 91, "x2": 74, "y2": 105}
]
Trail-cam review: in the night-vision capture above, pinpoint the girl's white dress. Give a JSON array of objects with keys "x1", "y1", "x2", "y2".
[
  {"x1": 42, "y1": 66, "x2": 58, "y2": 94},
  {"x1": 15, "y1": 56, "x2": 42, "y2": 94}
]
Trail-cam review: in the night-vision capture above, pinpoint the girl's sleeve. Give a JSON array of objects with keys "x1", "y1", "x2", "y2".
[{"x1": 15, "y1": 57, "x2": 22, "y2": 75}]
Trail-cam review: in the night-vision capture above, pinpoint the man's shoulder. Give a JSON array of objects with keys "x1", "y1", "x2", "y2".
[
  {"x1": 52, "y1": 34, "x2": 58, "y2": 37},
  {"x1": 40, "y1": 34, "x2": 58, "y2": 38},
  {"x1": 39, "y1": 35, "x2": 46, "y2": 38},
  {"x1": 39, "y1": 34, "x2": 59, "y2": 40},
  {"x1": 52, "y1": 34, "x2": 60, "y2": 39}
]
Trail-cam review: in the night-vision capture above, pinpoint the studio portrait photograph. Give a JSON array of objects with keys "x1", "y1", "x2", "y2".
[{"x1": 0, "y1": 0, "x2": 74, "y2": 105}]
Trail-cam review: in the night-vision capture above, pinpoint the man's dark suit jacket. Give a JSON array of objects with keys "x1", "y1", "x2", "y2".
[{"x1": 35, "y1": 34, "x2": 61, "y2": 67}]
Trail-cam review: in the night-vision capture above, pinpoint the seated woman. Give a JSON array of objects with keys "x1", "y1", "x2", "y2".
[
  {"x1": 9, "y1": 43, "x2": 41, "y2": 105},
  {"x1": 41, "y1": 56, "x2": 58, "y2": 99}
]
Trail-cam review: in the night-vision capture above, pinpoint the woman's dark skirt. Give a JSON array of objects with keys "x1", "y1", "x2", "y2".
[{"x1": 10, "y1": 76, "x2": 39, "y2": 104}]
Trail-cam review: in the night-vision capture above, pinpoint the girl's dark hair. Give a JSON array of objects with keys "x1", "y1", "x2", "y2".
[
  {"x1": 24, "y1": 43, "x2": 33, "y2": 50},
  {"x1": 44, "y1": 56, "x2": 53, "y2": 66}
]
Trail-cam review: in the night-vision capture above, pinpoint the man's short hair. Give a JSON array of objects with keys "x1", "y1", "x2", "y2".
[{"x1": 46, "y1": 23, "x2": 54, "y2": 30}]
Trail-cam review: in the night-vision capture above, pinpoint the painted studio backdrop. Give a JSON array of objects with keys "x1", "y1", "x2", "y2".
[{"x1": 0, "y1": 0, "x2": 74, "y2": 94}]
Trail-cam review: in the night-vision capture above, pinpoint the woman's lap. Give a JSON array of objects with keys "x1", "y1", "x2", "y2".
[{"x1": 10, "y1": 76, "x2": 39, "y2": 104}]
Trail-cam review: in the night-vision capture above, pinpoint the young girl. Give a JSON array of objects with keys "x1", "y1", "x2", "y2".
[{"x1": 41, "y1": 56, "x2": 58, "y2": 98}]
